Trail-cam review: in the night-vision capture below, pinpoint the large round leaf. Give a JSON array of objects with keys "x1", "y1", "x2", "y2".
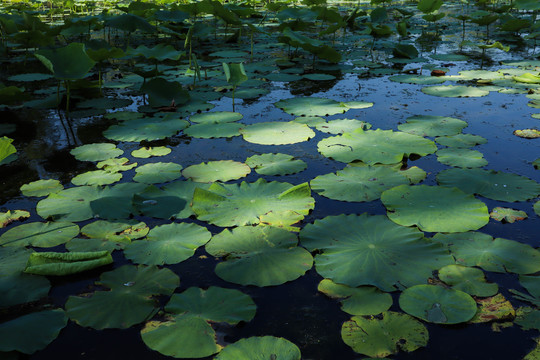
[
  {"x1": 435, "y1": 133, "x2": 487, "y2": 148},
  {"x1": 318, "y1": 279, "x2": 392, "y2": 315},
  {"x1": 190, "y1": 111, "x2": 242, "y2": 124},
  {"x1": 246, "y1": 153, "x2": 307, "y2": 176},
  {"x1": 103, "y1": 116, "x2": 189, "y2": 142},
  {"x1": 436, "y1": 148, "x2": 488, "y2": 168},
  {"x1": 437, "y1": 168, "x2": 540, "y2": 202},
  {"x1": 341, "y1": 311, "x2": 428, "y2": 358},
  {"x1": 71, "y1": 170, "x2": 122, "y2": 186},
  {"x1": 0, "y1": 274, "x2": 50, "y2": 307},
  {"x1": 433, "y1": 232, "x2": 540, "y2": 274},
  {"x1": 421, "y1": 85, "x2": 490, "y2": 97},
  {"x1": 141, "y1": 287, "x2": 255, "y2": 358},
  {"x1": 184, "y1": 123, "x2": 242, "y2": 138},
  {"x1": 206, "y1": 226, "x2": 312, "y2": 286},
  {"x1": 215, "y1": 336, "x2": 301, "y2": 360},
  {"x1": 398, "y1": 115, "x2": 468, "y2": 137},
  {"x1": 240, "y1": 122, "x2": 315, "y2": 145},
  {"x1": 192, "y1": 179, "x2": 314, "y2": 227},
  {"x1": 20, "y1": 179, "x2": 63, "y2": 197},
  {"x1": 299, "y1": 214, "x2": 454, "y2": 291},
  {"x1": 124, "y1": 223, "x2": 211, "y2": 265},
  {"x1": 438, "y1": 264, "x2": 498, "y2": 297},
  {"x1": 65, "y1": 265, "x2": 179, "y2": 329},
  {"x1": 399, "y1": 284, "x2": 477, "y2": 324},
  {"x1": 70, "y1": 143, "x2": 123, "y2": 162},
  {"x1": 35, "y1": 43, "x2": 95, "y2": 80},
  {"x1": 133, "y1": 162, "x2": 183, "y2": 184},
  {"x1": 275, "y1": 97, "x2": 349, "y2": 116},
  {"x1": 182, "y1": 160, "x2": 251, "y2": 183},
  {"x1": 381, "y1": 184, "x2": 489, "y2": 233},
  {"x1": 0, "y1": 221, "x2": 79, "y2": 247},
  {"x1": 314, "y1": 119, "x2": 371, "y2": 134},
  {"x1": 317, "y1": 129, "x2": 437, "y2": 164}
]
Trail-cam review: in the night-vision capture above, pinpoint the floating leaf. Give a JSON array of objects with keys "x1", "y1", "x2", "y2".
[
  {"x1": 438, "y1": 264, "x2": 498, "y2": 297},
  {"x1": 490, "y1": 207, "x2": 528, "y2": 223},
  {"x1": 516, "y1": 307, "x2": 540, "y2": 331},
  {"x1": 0, "y1": 221, "x2": 79, "y2": 247},
  {"x1": 381, "y1": 185, "x2": 489, "y2": 233},
  {"x1": 104, "y1": 115, "x2": 189, "y2": 142},
  {"x1": 275, "y1": 97, "x2": 349, "y2": 117},
  {"x1": 24, "y1": 251, "x2": 113, "y2": 276},
  {"x1": 421, "y1": 85, "x2": 490, "y2": 97},
  {"x1": 0, "y1": 247, "x2": 33, "y2": 275},
  {"x1": 35, "y1": 43, "x2": 95, "y2": 80},
  {"x1": 70, "y1": 143, "x2": 123, "y2": 162},
  {"x1": 96, "y1": 157, "x2": 137, "y2": 172},
  {"x1": 0, "y1": 137, "x2": 16, "y2": 163},
  {"x1": 71, "y1": 170, "x2": 122, "y2": 186},
  {"x1": 133, "y1": 162, "x2": 183, "y2": 184},
  {"x1": 341, "y1": 312, "x2": 428, "y2": 358},
  {"x1": 399, "y1": 285, "x2": 477, "y2": 324},
  {"x1": 215, "y1": 336, "x2": 301, "y2": 360},
  {"x1": 190, "y1": 111, "x2": 243, "y2": 124},
  {"x1": 389, "y1": 74, "x2": 446, "y2": 85},
  {"x1": 131, "y1": 147, "x2": 171, "y2": 158},
  {"x1": 206, "y1": 226, "x2": 312, "y2": 286},
  {"x1": 245, "y1": 153, "x2": 307, "y2": 176},
  {"x1": 299, "y1": 214, "x2": 453, "y2": 291},
  {"x1": 0, "y1": 210, "x2": 30, "y2": 228},
  {"x1": 436, "y1": 148, "x2": 488, "y2": 168},
  {"x1": 469, "y1": 294, "x2": 515, "y2": 323},
  {"x1": 398, "y1": 115, "x2": 467, "y2": 137},
  {"x1": 514, "y1": 129, "x2": 540, "y2": 139},
  {"x1": 314, "y1": 119, "x2": 371, "y2": 134},
  {"x1": 435, "y1": 133, "x2": 487, "y2": 148},
  {"x1": 182, "y1": 160, "x2": 250, "y2": 183},
  {"x1": 0, "y1": 273, "x2": 50, "y2": 307},
  {"x1": 318, "y1": 279, "x2": 392, "y2": 315},
  {"x1": 240, "y1": 122, "x2": 315, "y2": 145}
]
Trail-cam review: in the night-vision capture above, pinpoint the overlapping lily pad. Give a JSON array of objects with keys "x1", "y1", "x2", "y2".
[
  {"x1": 0, "y1": 210, "x2": 30, "y2": 228},
  {"x1": 182, "y1": 160, "x2": 250, "y2": 182},
  {"x1": 435, "y1": 133, "x2": 487, "y2": 148},
  {"x1": 131, "y1": 147, "x2": 171, "y2": 158},
  {"x1": 240, "y1": 122, "x2": 315, "y2": 145},
  {"x1": 299, "y1": 214, "x2": 453, "y2": 291},
  {"x1": 70, "y1": 143, "x2": 123, "y2": 162},
  {"x1": 436, "y1": 148, "x2": 488, "y2": 168},
  {"x1": 20, "y1": 179, "x2": 63, "y2": 197},
  {"x1": 318, "y1": 279, "x2": 392, "y2": 315},
  {"x1": 189, "y1": 111, "x2": 243, "y2": 124},
  {"x1": 0, "y1": 221, "x2": 79, "y2": 247},
  {"x1": 245, "y1": 153, "x2": 307, "y2": 175},
  {"x1": 398, "y1": 115, "x2": 467, "y2": 137},
  {"x1": 275, "y1": 97, "x2": 349, "y2": 116},
  {"x1": 381, "y1": 185, "x2": 489, "y2": 232},
  {"x1": 67, "y1": 220, "x2": 148, "y2": 252},
  {"x1": 71, "y1": 170, "x2": 122, "y2": 186},
  {"x1": 96, "y1": 158, "x2": 137, "y2": 172},
  {"x1": 438, "y1": 264, "x2": 498, "y2": 297},
  {"x1": 215, "y1": 336, "x2": 301, "y2": 360},
  {"x1": 103, "y1": 115, "x2": 189, "y2": 142}
]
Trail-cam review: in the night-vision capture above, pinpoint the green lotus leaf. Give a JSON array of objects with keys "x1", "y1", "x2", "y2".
[
  {"x1": 104, "y1": 115, "x2": 189, "y2": 142},
  {"x1": 490, "y1": 207, "x2": 528, "y2": 223},
  {"x1": 389, "y1": 74, "x2": 447, "y2": 84},
  {"x1": 342, "y1": 311, "x2": 428, "y2": 358},
  {"x1": 516, "y1": 307, "x2": 540, "y2": 331},
  {"x1": 514, "y1": 129, "x2": 540, "y2": 139},
  {"x1": 189, "y1": 111, "x2": 243, "y2": 124},
  {"x1": 436, "y1": 148, "x2": 488, "y2": 168},
  {"x1": 343, "y1": 101, "x2": 374, "y2": 109},
  {"x1": 513, "y1": 73, "x2": 540, "y2": 84},
  {"x1": 435, "y1": 134, "x2": 487, "y2": 148},
  {"x1": 142, "y1": 287, "x2": 256, "y2": 358},
  {"x1": 20, "y1": 179, "x2": 63, "y2": 197},
  {"x1": 96, "y1": 157, "x2": 137, "y2": 172},
  {"x1": 421, "y1": 85, "x2": 490, "y2": 97},
  {"x1": 8, "y1": 73, "x2": 54, "y2": 82},
  {"x1": 0, "y1": 309, "x2": 67, "y2": 354},
  {"x1": 182, "y1": 160, "x2": 250, "y2": 183},
  {"x1": 223, "y1": 62, "x2": 248, "y2": 87},
  {"x1": 535, "y1": 201, "x2": 540, "y2": 216},
  {"x1": 184, "y1": 123, "x2": 242, "y2": 139},
  {"x1": 398, "y1": 115, "x2": 468, "y2": 137},
  {"x1": 318, "y1": 279, "x2": 392, "y2": 315},
  {"x1": 35, "y1": 43, "x2": 95, "y2": 80},
  {"x1": 140, "y1": 77, "x2": 190, "y2": 107},
  {"x1": 469, "y1": 293, "x2": 515, "y2": 324},
  {"x1": 82, "y1": 220, "x2": 148, "y2": 242},
  {"x1": 0, "y1": 221, "x2": 79, "y2": 247},
  {"x1": 510, "y1": 275, "x2": 540, "y2": 306},
  {"x1": 310, "y1": 165, "x2": 412, "y2": 202},
  {"x1": 70, "y1": 143, "x2": 123, "y2": 162},
  {"x1": 240, "y1": 122, "x2": 315, "y2": 145},
  {"x1": 399, "y1": 285, "x2": 477, "y2": 324},
  {"x1": 401, "y1": 166, "x2": 428, "y2": 184},
  {"x1": 65, "y1": 265, "x2": 179, "y2": 329},
  {"x1": 124, "y1": 223, "x2": 211, "y2": 265},
  {"x1": 0, "y1": 247, "x2": 33, "y2": 275},
  {"x1": 0, "y1": 210, "x2": 30, "y2": 228},
  {"x1": 0, "y1": 136, "x2": 16, "y2": 163},
  {"x1": 105, "y1": 13, "x2": 155, "y2": 33},
  {"x1": 438, "y1": 264, "x2": 498, "y2": 297},
  {"x1": 24, "y1": 251, "x2": 113, "y2": 276},
  {"x1": 292, "y1": 116, "x2": 326, "y2": 127},
  {"x1": 192, "y1": 179, "x2": 314, "y2": 227},
  {"x1": 275, "y1": 97, "x2": 349, "y2": 116},
  {"x1": 37, "y1": 183, "x2": 146, "y2": 222},
  {"x1": 245, "y1": 153, "x2": 307, "y2": 176},
  {"x1": 128, "y1": 44, "x2": 184, "y2": 61},
  {"x1": 314, "y1": 119, "x2": 371, "y2": 134},
  {"x1": 437, "y1": 168, "x2": 540, "y2": 201},
  {"x1": 381, "y1": 184, "x2": 489, "y2": 233},
  {"x1": 299, "y1": 214, "x2": 453, "y2": 291},
  {"x1": 265, "y1": 72, "x2": 302, "y2": 82},
  {"x1": 104, "y1": 111, "x2": 144, "y2": 121},
  {"x1": 433, "y1": 232, "x2": 540, "y2": 274},
  {"x1": 133, "y1": 162, "x2": 183, "y2": 184},
  {"x1": 215, "y1": 336, "x2": 301, "y2": 360},
  {"x1": 223, "y1": 87, "x2": 269, "y2": 100},
  {"x1": 71, "y1": 170, "x2": 122, "y2": 186},
  {"x1": 206, "y1": 226, "x2": 312, "y2": 286},
  {"x1": 0, "y1": 85, "x2": 28, "y2": 106},
  {"x1": 131, "y1": 147, "x2": 171, "y2": 158},
  {"x1": 0, "y1": 272, "x2": 49, "y2": 308},
  {"x1": 318, "y1": 129, "x2": 437, "y2": 164}
]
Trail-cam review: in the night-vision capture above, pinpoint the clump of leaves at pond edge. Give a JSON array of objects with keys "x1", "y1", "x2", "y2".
[
  {"x1": 341, "y1": 311, "x2": 428, "y2": 358},
  {"x1": 0, "y1": 221, "x2": 79, "y2": 247},
  {"x1": 124, "y1": 223, "x2": 211, "y2": 266},
  {"x1": 65, "y1": 265, "x2": 179, "y2": 330},
  {"x1": 438, "y1": 265, "x2": 498, "y2": 297},
  {"x1": 437, "y1": 168, "x2": 540, "y2": 202},
  {"x1": 141, "y1": 287, "x2": 255, "y2": 358},
  {"x1": 299, "y1": 214, "x2": 453, "y2": 291},
  {"x1": 318, "y1": 128, "x2": 437, "y2": 164},
  {"x1": 398, "y1": 115, "x2": 468, "y2": 137},
  {"x1": 399, "y1": 285, "x2": 477, "y2": 324},
  {"x1": 182, "y1": 160, "x2": 251, "y2": 183},
  {"x1": 0, "y1": 210, "x2": 30, "y2": 228},
  {"x1": 433, "y1": 232, "x2": 540, "y2": 274},
  {"x1": 24, "y1": 251, "x2": 113, "y2": 276},
  {"x1": 0, "y1": 309, "x2": 67, "y2": 354},
  {"x1": 240, "y1": 122, "x2": 315, "y2": 145},
  {"x1": 215, "y1": 336, "x2": 301, "y2": 360},
  {"x1": 191, "y1": 179, "x2": 314, "y2": 227},
  {"x1": 20, "y1": 179, "x2": 63, "y2": 197},
  {"x1": 245, "y1": 153, "x2": 307, "y2": 176},
  {"x1": 381, "y1": 185, "x2": 489, "y2": 233},
  {"x1": 318, "y1": 279, "x2": 392, "y2": 316},
  {"x1": 205, "y1": 226, "x2": 312, "y2": 286}
]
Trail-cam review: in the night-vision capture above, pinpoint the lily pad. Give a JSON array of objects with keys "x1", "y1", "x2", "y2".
[
  {"x1": 511, "y1": 275, "x2": 540, "y2": 306},
  {"x1": 35, "y1": 42, "x2": 95, "y2": 80},
  {"x1": 20, "y1": 179, "x2": 63, "y2": 197},
  {"x1": 189, "y1": 111, "x2": 243, "y2": 124},
  {"x1": 516, "y1": 307, "x2": 540, "y2": 331},
  {"x1": 192, "y1": 179, "x2": 314, "y2": 227},
  {"x1": 71, "y1": 170, "x2": 122, "y2": 186},
  {"x1": 341, "y1": 311, "x2": 428, "y2": 358},
  {"x1": 433, "y1": 232, "x2": 540, "y2": 274},
  {"x1": 131, "y1": 147, "x2": 171, "y2": 158},
  {"x1": 240, "y1": 122, "x2": 315, "y2": 145},
  {"x1": 0, "y1": 210, "x2": 30, "y2": 228},
  {"x1": 299, "y1": 214, "x2": 453, "y2": 291},
  {"x1": 318, "y1": 279, "x2": 392, "y2": 315},
  {"x1": 292, "y1": 116, "x2": 326, "y2": 127},
  {"x1": 215, "y1": 336, "x2": 301, "y2": 360},
  {"x1": 245, "y1": 153, "x2": 307, "y2": 176},
  {"x1": 206, "y1": 226, "x2": 312, "y2": 286},
  {"x1": 70, "y1": 143, "x2": 123, "y2": 162},
  {"x1": 24, "y1": 251, "x2": 113, "y2": 276},
  {"x1": 421, "y1": 85, "x2": 490, "y2": 97},
  {"x1": 398, "y1": 115, "x2": 468, "y2": 137},
  {"x1": 184, "y1": 123, "x2": 242, "y2": 138},
  {"x1": 514, "y1": 129, "x2": 540, "y2": 139},
  {"x1": 438, "y1": 264, "x2": 498, "y2": 297},
  {"x1": 65, "y1": 265, "x2": 179, "y2": 329},
  {"x1": 140, "y1": 77, "x2": 190, "y2": 107},
  {"x1": 133, "y1": 162, "x2": 183, "y2": 184},
  {"x1": 96, "y1": 157, "x2": 137, "y2": 172},
  {"x1": 182, "y1": 160, "x2": 251, "y2": 183},
  {"x1": 275, "y1": 97, "x2": 349, "y2": 117},
  {"x1": 436, "y1": 148, "x2": 488, "y2": 168},
  {"x1": 399, "y1": 284, "x2": 477, "y2": 324},
  {"x1": 381, "y1": 185, "x2": 489, "y2": 233},
  {"x1": 469, "y1": 294, "x2": 515, "y2": 323},
  {"x1": 435, "y1": 133, "x2": 487, "y2": 148},
  {"x1": 490, "y1": 207, "x2": 528, "y2": 223},
  {"x1": 318, "y1": 128, "x2": 437, "y2": 164},
  {"x1": 124, "y1": 223, "x2": 211, "y2": 266},
  {"x1": 389, "y1": 74, "x2": 447, "y2": 85},
  {"x1": 141, "y1": 287, "x2": 255, "y2": 358},
  {"x1": 104, "y1": 116, "x2": 189, "y2": 142},
  {"x1": 0, "y1": 221, "x2": 79, "y2": 247},
  {"x1": 314, "y1": 119, "x2": 371, "y2": 134},
  {"x1": 437, "y1": 168, "x2": 540, "y2": 202},
  {"x1": 0, "y1": 273, "x2": 51, "y2": 307}
]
